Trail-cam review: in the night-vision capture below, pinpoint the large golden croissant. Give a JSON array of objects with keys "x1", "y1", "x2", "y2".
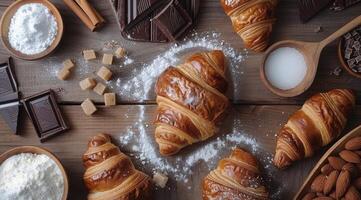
[
  {"x1": 82, "y1": 133, "x2": 152, "y2": 200},
  {"x1": 274, "y1": 89, "x2": 356, "y2": 169},
  {"x1": 154, "y1": 50, "x2": 229, "y2": 156},
  {"x1": 220, "y1": 0, "x2": 278, "y2": 52},
  {"x1": 202, "y1": 148, "x2": 269, "y2": 200}
]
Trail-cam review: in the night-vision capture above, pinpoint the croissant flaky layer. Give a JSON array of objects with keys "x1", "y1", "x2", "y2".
[
  {"x1": 154, "y1": 50, "x2": 229, "y2": 156},
  {"x1": 274, "y1": 89, "x2": 356, "y2": 169},
  {"x1": 220, "y1": 0, "x2": 278, "y2": 52},
  {"x1": 202, "y1": 148, "x2": 269, "y2": 200},
  {"x1": 83, "y1": 134, "x2": 152, "y2": 200}
]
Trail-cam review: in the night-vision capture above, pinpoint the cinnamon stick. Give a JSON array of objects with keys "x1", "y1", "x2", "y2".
[{"x1": 76, "y1": 0, "x2": 100, "y2": 26}]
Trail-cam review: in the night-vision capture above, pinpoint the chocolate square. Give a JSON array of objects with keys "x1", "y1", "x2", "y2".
[
  {"x1": 0, "y1": 58, "x2": 18, "y2": 104},
  {"x1": 22, "y1": 90, "x2": 68, "y2": 142},
  {"x1": 0, "y1": 101, "x2": 20, "y2": 134},
  {"x1": 152, "y1": 0, "x2": 192, "y2": 41}
]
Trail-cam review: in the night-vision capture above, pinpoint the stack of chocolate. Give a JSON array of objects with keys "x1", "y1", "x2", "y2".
[
  {"x1": 117, "y1": 0, "x2": 199, "y2": 42},
  {"x1": 0, "y1": 58, "x2": 20, "y2": 134},
  {"x1": 342, "y1": 26, "x2": 361, "y2": 74}
]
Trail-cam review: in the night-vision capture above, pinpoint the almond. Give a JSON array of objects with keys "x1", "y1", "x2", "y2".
[
  {"x1": 355, "y1": 151, "x2": 361, "y2": 157},
  {"x1": 330, "y1": 191, "x2": 336, "y2": 198},
  {"x1": 353, "y1": 177, "x2": 361, "y2": 190},
  {"x1": 336, "y1": 170, "x2": 351, "y2": 198},
  {"x1": 345, "y1": 137, "x2": 361, "y2": 151},
  {"x1": 324, "y1": 170, "x2": 339, "y2": 194},
  {"x1": 343, "y1": 163, "x2": 358, "y2": 177},
  {"x1": 345, "y1": 186, "x2": 361, "y2": 200},
  {"x1": 321, "y1": 163, "x2": 334, "y2": 175},
  {"x1": 329, "y1": 156, "x2": 346, "y2": 170},
  {"x1": 302, "y1": 192, "x2": 316, "y2": 200},
  {"x1": 340, "y1": 150, "x2": 361, "y2": 163},
  {"x1": 311, "y1": 174, "x2": 327, "y2": 192},
  {"x1": 313, "y1": 197, "x2": 334, "y2": 200}
]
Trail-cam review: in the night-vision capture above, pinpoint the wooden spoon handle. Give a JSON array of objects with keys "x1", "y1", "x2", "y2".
[{"x1": 320, "y1": 15, "x2": 361, "y2": 48}]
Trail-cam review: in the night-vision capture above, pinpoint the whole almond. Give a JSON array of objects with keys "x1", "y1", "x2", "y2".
[
  {"x1": 340, "y1": 150, "x2": 361, "y2": 163},
  {"x1": 329, "y1": 156, "x2": 346, "y2": 170},
  {"x1": 353, "y1": 177, "x2": 361, "y2": 190},
  {"x1": 355, "y1": 151, "x2": 361, "y2": 157},
  {"x1": 324, "y1": 170, "x2": 339, "y2": 194},
  {"x1": 345, "y1": 137, "x2": 361, "y2": 150},
  {"x1": 321, "y1": 163, "x2": 334, "y2": 175},
  {"x1": 311, "y1": 174, "x2": 327, "y2": 192},
  {"x1": 316, "y1": 192, "x2": 324, "y2": 197},
  {"x1": 343, "y1": 163, "x2": 358, "y2": 177},
  {"x1": 330, "y1": 191, "x2": 336, "y2": 198},
  {"x1": 336, "y1": 170, "x2": 351, "y2": 198},
  {"x1": 345, "y1": 186, "x2": 361, "y2": 200},
  {"x1": 302, "y1": 192, "x2": 316, "y2": 200}
]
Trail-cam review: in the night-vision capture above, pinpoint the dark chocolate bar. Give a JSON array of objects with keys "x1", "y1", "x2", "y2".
[
  {"x1": 331, "y1": 0, "x2": 361, "y2": 11},
  {"x1": 0, "y1": 102, "x2": 20, "y2": 134},
  {"x1": 22, "y1": 90, "x2": 68, "y2": 142},
  {"x1": 0, "y1": 57, "x2": 18, "y2": 104},
  {"x1": 153, "y1": 0, "x2": 192, "y2": 41},
  {"x1": 298, "y1": 0, "x2": 332, "y2": 23},
  {"x1": 117, "y1": 0, "x2": 199, "y2": 42}
]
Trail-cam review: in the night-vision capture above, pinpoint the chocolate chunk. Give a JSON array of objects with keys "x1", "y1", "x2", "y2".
[
  {"x1": 345, "y1": 48, "x2": 352, "y2": 59},
  {"x1": 118, "y1": 0, "x2": 199, "y2": 42},
  {"x1": 298, "y1": 0, "x2": 332, "y2": 23},
  {"x1": 344, "y1": 32, "x2": 352, "y2": 40},
  {"x1": 331, "y1": 0, "x2": 361, "y2": 11},
  {"x1": 347, "y1": 58, "x2": 356, "y2": 67},
  {"x1": 153, "y1": 0, "x2": 192, "y2": 41},
  {"x1": 356, "y1": 55, "x2": 361, "y2": 63},
  {"x1": 0, "y1": 102, "x2": 20, "y2": 134},
  {"x1": 22, "y1": 90, "x2": 68, "y2": 142},
  {"x1": 0, "y1": 58, "x2": 18, "y2": 104}
]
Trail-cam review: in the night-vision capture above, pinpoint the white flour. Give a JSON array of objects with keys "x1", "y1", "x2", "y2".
[
  {"x1": 8, "y1": 3, "x2": 58, "y2": 55},
  {"x1": 0, "y1": 153, "x2": 64, "y2": 200}
]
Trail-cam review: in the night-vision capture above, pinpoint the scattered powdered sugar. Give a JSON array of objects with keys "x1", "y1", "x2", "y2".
[{"x1": 108, "y1": 32, "x2": 247, "y2": 102}]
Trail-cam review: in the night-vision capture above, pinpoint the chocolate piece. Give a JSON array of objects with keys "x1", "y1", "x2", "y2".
[
  {"x1": 0, "y1": 58, "x2": 18, "y2": 104},
  {"x1": 331, "y1": 0, "x2": 361, "y2": 11},
  {"x1": 22, "y1": 90, "x2": 68, "y2": 142},
  {"x1": 0, "y1": 102, "x2": 20, "y2": 134},
  {"x1": 118, "y1": 0, "x2": 199, "y2": 42},
  {"x1": 298, "y1": 0, "x2": 332, "y2": 23}
]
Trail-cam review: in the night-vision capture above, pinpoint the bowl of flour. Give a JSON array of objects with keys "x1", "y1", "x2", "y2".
[
  {"x1": 0, "y1": 0, "x2": 63, "y2": 60},
  {"x1": 0, "y1": 146, "x2": 68, "y2": 200}
]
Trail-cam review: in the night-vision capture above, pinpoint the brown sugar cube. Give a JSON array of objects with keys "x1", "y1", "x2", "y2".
[
  {"x1": 102, "y1": 53, "x2": 113, "y2": 65},
  {"x1": 93, "y1": 82, "x2": 106, "y2": 95},
  {"x1": 97, "y1": 66, "x2": 112, "y2": 81},
  {"x1": 104, "y1": 93, "x2": 116, "y2": 106},
  {"x1": 153, "y1": 172, "x2": 168, "y2": 188},
  {"x1": 63, "y1": 59, "x2": 75, "y2": 70},
  {"x1": 57, "y1": 68, "x2": 71, "y2": 80},
  {"x1": 114, "y1": 47, "x2": 126, "y2": 58},
  {"x1": 81, "y1": 98, "x2": 97, "y2": 116},
  {"x1": 79, "y1": 78, "x2": 96, "y2": 90},
  {"x1": 83, "y1": 49, "x2": 96, "y2": 61}
]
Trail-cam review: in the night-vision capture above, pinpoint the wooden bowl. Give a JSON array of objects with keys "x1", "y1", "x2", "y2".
[
  {"x1": 0, "y1": 146, "x2": 69, "y2": 200},
  {"x1": 0, "y1": 0, "x2": 64, "y2": 60},
  {"x1": 294, "y1": 125, "x2": 361, "y2": 200},
  {"x1": 338, "y1": 38, "x2": 361, "y2": 79}
]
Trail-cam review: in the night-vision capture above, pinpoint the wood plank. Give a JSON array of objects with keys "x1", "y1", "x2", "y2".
[
  {"x1": 0, "y1": 105, "x2": 360, "y2": 199},
  {"x1": 0, "y1": 1, "x2": 360, "y2": 104}
]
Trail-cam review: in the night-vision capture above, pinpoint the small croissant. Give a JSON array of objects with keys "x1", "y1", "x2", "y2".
[
  {"x1": 220, "y1": 0, "x2": 278, "y2": 52},
  {"x1": 83, "y1": 133, "x2": 152, "y2": 200}
]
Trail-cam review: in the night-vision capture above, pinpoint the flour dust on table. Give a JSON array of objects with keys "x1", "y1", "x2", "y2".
[
  {"x1": 117, "y1": 106, "x2": 282, "y2": 199},
  {"x1": 108, "y1": 32, "x2": 247, "y2": 102}
]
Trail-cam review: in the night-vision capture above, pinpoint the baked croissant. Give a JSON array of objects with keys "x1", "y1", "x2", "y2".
[
  {"x1": 274, "y1": 89, "x2": 356, "y2": 169},
  {"x1": 220, "y1": 0, "x2": 278, "y2": 52},
  {"x1": 202, "y1": 148, "x2": 269, "y2": 200},
  {"x1": 82, "y1": 133, "x2": 152, "y2": 200},
  {"x1": 154, "y1": 50, "x2": 229, "y2": 156}
]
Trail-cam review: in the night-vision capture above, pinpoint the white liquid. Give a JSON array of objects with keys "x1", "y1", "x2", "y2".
[{"x1": 265, "y1": 47, "x2": 307, "y2": 90}]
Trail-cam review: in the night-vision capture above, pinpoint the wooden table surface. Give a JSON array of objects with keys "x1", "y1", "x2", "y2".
[{"x1": 0, "y1": 0, "x2": 361, "y2": 199}]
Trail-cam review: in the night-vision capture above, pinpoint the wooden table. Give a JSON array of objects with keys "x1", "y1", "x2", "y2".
[{"x1": 0, "y1": 0, "x2": 360, "y2": 199}]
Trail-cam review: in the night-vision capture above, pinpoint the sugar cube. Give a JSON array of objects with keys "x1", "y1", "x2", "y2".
[
  {"x1": 97, "y1": 66, "x2": 112, "y2": 81},
  {"x1": 81, "y1": 98, "x2": 97, "y2": 116},
  {"x1": 79, "y1": 78, "x2": 96, "y2": 90},
  {"x1": 104, "y1": 93, "x2": 116, "y2": 106}
]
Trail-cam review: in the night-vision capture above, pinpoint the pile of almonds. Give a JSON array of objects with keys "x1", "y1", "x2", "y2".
[{"x1": 302, "y1": 136, "x2": 361, "y2": 200}]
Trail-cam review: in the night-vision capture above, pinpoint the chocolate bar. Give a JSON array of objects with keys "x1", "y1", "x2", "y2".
[
  {"x1": 0, "y1": 58, "x2": 18, "y2": 104},
  {"x1": 22, "y1": 90, "x2": 68, "y2": 142},
  {"x1": 0, "y1": 102, "x2": 20, "y2": 134},
  {"x1": 298, "y1": 0, "x2": 332, "y2": 23},
  {"x1": 117, "y1": 0, "x2": 199, "y2": 42},
  {"x1": 153, "y1": 0, "x2": 192, "y2": 41},
  {"x1": 331, "y1": 0, "x2": 361, "y2": 11}
]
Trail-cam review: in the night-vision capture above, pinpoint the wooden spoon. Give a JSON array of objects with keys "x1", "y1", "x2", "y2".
[
  {"x1": 293, "y1": 125, "x2": 361, "y2": 200},
  {"x1": 260, "y1": 15, "x2": 361, "y2": 97}
]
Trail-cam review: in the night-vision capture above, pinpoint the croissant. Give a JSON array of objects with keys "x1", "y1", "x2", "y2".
[
  {"x1": 274, "y1": 89, "x2": 356, "y2": 169},
  {"x1": 202, "y1": 148, "x2": 269, "y2": 200},
  {"x1": 154, "y1": 50, "x2": 229, "y2": 156},
  {"x1": 220, "y1": 0, "x2": 278, "y2": 52},
  {"x1": 82, "y1": 133, "x2": 152, "y2": 200}
]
